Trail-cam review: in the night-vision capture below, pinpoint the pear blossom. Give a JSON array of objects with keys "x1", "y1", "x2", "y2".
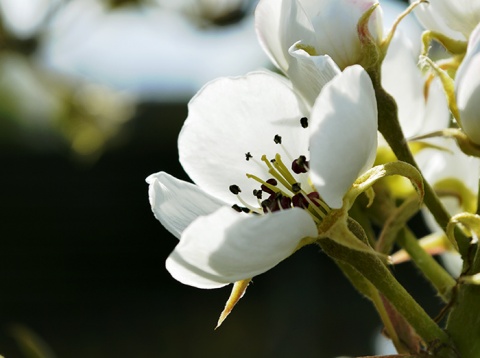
[
  {"x1": 147, "y1": 66, "x2": 377, "y2": 289},
  {"x1": 254, "y1": 0, "x2": 383, "y2": 105},
  {"x1": 411, "y1": 0, "x2": 480, "y2": 41},
  {"x1": 455, "y1": 23, "x2": 480, "y2": 145},
  {"x1": 416, "y1": 140, "x2": 480, "y2": 276},
  {"x1": 381, "y1": 32, "x2": 450, "y2": 140}
]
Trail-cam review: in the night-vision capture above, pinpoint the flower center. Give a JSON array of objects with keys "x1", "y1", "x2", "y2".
[{"x1": 229, "y1": 117, "x2": 329, "y2": 224}]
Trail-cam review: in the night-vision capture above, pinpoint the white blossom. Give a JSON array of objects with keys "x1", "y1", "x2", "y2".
[
  {"x1": 411, "y1": 0, "x2": 480, "y2": 41},
  {"x1": 254, "y1": 0, "x2": 383, "y2": 105},
  {"x1": 456, "y1": 23, "x2": 480, "y2": 144},
  {"x1": 147, "y1": 66, "x2": 377, "y2": 288}
]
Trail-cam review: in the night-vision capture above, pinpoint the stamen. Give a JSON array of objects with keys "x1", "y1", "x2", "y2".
[
  {"x1": 253, "y1": 189, "x2": 263, "y2": 199},
  {"x1": 261, "y1": 198, "x2": 273, "y2": 213},
  {"x1": 229, "y1": 185, "x2": 241, "y2": 195},
  {"x1": 236, "y1": 194, "x2": 263, "y2": 215},
  {"x1": 292, "y1": 155, "x2": 309, "y2": 174},
  {"x1": 300, "y1": 117, "x2": 308, "y2": 128},
  {"x1": 273, "y1": 153, "x2": 297, "y2": 187},
  {"x1": 261, "y1": 155, "x2": 292, "y2": 190},
  {"x1": 246, "y1": 174, "x2": 288, "y2": 197},
  {"x1": 274, "y1": 134, "x2": 282, "y2": 144},
  {"x1": 261, "y1": 178, "x2": 278, "y2": 194},
  {"x1": 245, "y1": 152, "x2": 253, "y2": 161},
  {"x1": 303, "y1": 192, "x2": 328, "y2": 218},
  {"x1": 309, "y1": 192, "x2": 331, "y2": 214},
  {"x1": 292, "y1": 183, "x2": 301, "y2": 193},
  {"x1": 232, "y1": 204, "x2": 242, "y2": 212},
  {"x1": 279, "y1": 195, "x2": 292, "y2": 210}
]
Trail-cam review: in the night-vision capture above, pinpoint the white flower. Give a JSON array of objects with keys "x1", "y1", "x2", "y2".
[
  {"x1": 411, "y1": 0, "x2": 480, "y2": 41},
  {"x1": 381, "y1": 32, "x2": 450, "y2": 140},
  {"x1": 254, "y1": 0, "x2": 383, "y2": 105},
  {"x1": 147, "y1": 66, "x2": 377, "y2": 288},
  {"x1": 416, "y1": 140, "x2": 480, "y2": 276},
  {"x1": 456, "y1": 23, "x2": 480, "y2": 144}
]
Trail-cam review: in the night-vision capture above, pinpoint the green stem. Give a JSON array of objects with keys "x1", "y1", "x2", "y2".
[
  {"x1": 372, "y1": 79, "x2": 471, "y2": 257},
  {"x1": 397, "y1": 229, "x2": 456, "y2": 302},
  {"x1": 375, "y1": 85, "x2": 449, "y2": 228},
  {"x1": 476, "y1": 175, "x2": 480, "y2": 216},
  {"x1": 445, "y1": 284, "x2": 480, "y2": 357},
  {"x1": 369, "y1": 288, "x2": 405, "y2": 353},
  {"x1": 318, "y1": 230, "x2": 455, "y2": 356},
  {"x1": 446, "y1": 244, "x2": 480, "y2": 357}
]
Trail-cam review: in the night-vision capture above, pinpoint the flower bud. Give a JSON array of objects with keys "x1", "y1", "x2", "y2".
[
  {"x1": 455, "y1": 23, "x2": 480, "y2": 145},
  {"x1": 255, "y1": 0, "x2": 384, "y2": 70}
]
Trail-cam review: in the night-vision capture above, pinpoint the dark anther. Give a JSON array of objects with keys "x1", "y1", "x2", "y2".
[
  {"x1": 292, "y1": 194, "x2": 308, "y2": 209},
  {"x1": 279, "y1": 196, "x2": 292, "y2": 209},
  {"x1": 261, "y1": 178, "x2": 278, "y2": 194},
  {"x1": 232, "y1": 204, "x2": 243, "y2": 212},
  {"x1": 292, "y1": 155, "x2": 309, "y2": 174},
  {"x1": 292, "y1": 155, "x2": 308, "y2": 174},
  {"x1": 300, "y1": 117, "x2": 308, "y2": 128},
  {"x1": 229, "y1": 185, "x2": 241, "y2": 195},
  {"x1": 270, "y1": 159, "x2": 276, "y2": 163},
  {"x1": 274, "y1": 134, "x2": 282, "y2": 144},
  {"x1": 261, "y1": 199, "x2": 273, "y2": 213},
  {"x1": 292, "y1": 191, "x2": 321, "y2": 209},
  {"x1": 253, "y1": 189, "x2": 263, "y2": 199},
  {"x1": 267, "y1": 178, "x2": 278, "y2": 186},
  {"x1": 241, "y1": 207, "x2": 251, "y2": 213},
  {"x1": 245, "y1": 152, "x2": 253, "y2": 161},
  {"x1": 307, "y1": 191, "x2": 321, "y2": 206},
  {"x1": 292, "y1": 183, "x2": 301, "y2": 193}
]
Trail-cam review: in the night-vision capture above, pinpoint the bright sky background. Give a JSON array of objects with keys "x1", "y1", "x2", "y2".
[{"x1": 0, "y1": 0, "x2": 422, "y2": 103}]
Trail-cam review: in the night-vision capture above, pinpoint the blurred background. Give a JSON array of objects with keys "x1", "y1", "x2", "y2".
[{"x1": 0, "y1": 0, "x2": 443, "y2": 357}]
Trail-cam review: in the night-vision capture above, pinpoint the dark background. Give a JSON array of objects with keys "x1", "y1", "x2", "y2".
[{"x1": 1, "y1": 101, "x2": 443, "y2": 358}]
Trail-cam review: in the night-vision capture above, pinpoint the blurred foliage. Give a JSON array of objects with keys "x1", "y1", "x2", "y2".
[
  {"x1": 0, "y1": 0, "x2": 136, "y2": 160},
  {"x1": 0, "y1": 0, "x2": 255, "y2": 160},
  {"x1": 9, "y1": 325, "x2": 56, "y2": 358}
]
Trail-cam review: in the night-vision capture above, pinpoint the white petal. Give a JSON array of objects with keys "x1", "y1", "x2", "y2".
[
  {"x1": 166, "y1": 206, "x2": 318, "y2": 288},
  {"x1": 456, "y1": 23, "x2": 480, "y2": 144},
  {"x1": 381, "y1": 33, "x2": 425, "y2": 138},
  {"x1": 309, "y1": 65, "x2": 378, "y2": 208},
  {"x1": 179, "y1": 71, "x2": 309, "y2": 206},
  {"x1": 411, "y1": 0, "x2": 466, "y2": 41},
  {"x1": 433, "y1": 0, "x2": 480, "y2": 39},
  {"x1": 417, "y1": 140, "x2": 480, "y2": 196},
  {"x1": 417, "y1": 140, "x2": 480, "y2": 233},
  {"x1": 255, "y1": 0, "x2": 316, "y2": 73},
  {"x1": 308, "y1": 0, "x2": 384, "y2": 69},
  {"x1": 421, "y1": 77, "x2": 450, "y2": 134},
  {"x1": 287, "y1": 43, "x2": 341, "y2": 106},
  {"x1": 146, "y1": 172, "x2": 225, "y2": 238}
]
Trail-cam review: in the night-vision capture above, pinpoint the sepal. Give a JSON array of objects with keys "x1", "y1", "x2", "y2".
[
  {"x1": 216, "y1": 279, "x2": 251, "y2": 329},
  {"x1": 344, "y1": 161, "x2": 425, "y2": 210},
  {"x1": 411, "y1": 128, "x2": 480, "y2": 158},
  {"x1": 446, "y1": 212, "x2": 480, "y2": 252},
  {"x1": 421, "y1": 30, "x2": 468, "y2": 56},
  {"x1": 419, "y1": 55, "x2": 460, "y2": 125}
]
